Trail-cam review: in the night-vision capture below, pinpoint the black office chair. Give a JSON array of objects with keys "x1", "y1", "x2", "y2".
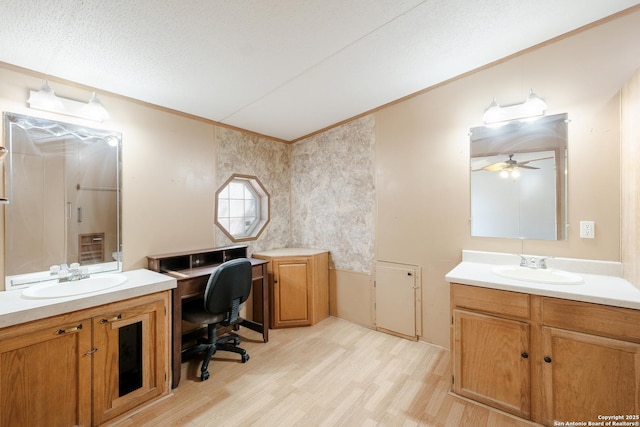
[{"x1": 182, "y1": 258, "x2": 252, "y2": 381}]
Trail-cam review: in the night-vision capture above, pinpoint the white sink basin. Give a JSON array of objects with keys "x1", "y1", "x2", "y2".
[
  {"x1": 492, "y1": 265, "x2": 583, "y2": 285},
  {"x1": 22, "y1": 274, "x2": 127, "y2": 299}
]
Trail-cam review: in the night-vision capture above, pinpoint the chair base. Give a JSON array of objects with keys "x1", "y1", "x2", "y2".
[{"x1": 182, "y1": 331, "x2": 250, "y2": 381}]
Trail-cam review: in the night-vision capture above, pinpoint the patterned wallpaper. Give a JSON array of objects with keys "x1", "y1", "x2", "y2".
[
  {"x1": 214, "y1": 127, "x2": 291, "y2": 256},
  {"x1": 290, "y1": 115, "x2": 376, "y2": 273},
  {"x1": 214, "y1": 115, "x2": 376, "y2": 273}
]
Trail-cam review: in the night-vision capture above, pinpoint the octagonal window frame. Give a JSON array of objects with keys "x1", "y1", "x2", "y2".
[{"x1": 215, "y1": 173, "x2": 270, "y2": 242}]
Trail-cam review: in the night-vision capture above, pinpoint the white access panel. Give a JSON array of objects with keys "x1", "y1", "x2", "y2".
[{"x1": 374, "y1": 262, "x2": 421, "y2": 340}]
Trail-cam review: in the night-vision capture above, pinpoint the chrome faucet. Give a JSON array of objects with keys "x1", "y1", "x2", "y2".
[
  {"x1": 535, "y1": 257, "x2": 549, "y2": 269},
  {"x1": 51, "y1": 262, "x2": 90, "y2": 282},
  {"x1": 517, "y1": 255, "x2": 550, "y2": 269}
]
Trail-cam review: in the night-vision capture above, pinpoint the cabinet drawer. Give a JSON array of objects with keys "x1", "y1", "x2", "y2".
[
  {"x1": 452, "y1": 284, "x2": 530, "y2": 320},
  {"x1": 179, "y1": 276, "x2": 208, "y2": 299},
  {"x1": 542, "y1": 297, "x2": 640, "y2": 343},
  {"x1": 252, "y1": 264, "x2": 264, "y2": 279}
]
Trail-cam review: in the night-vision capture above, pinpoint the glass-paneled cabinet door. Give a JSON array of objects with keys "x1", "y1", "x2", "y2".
[{"x1": 92, "y1": 298, "x2": 168, "y2": 425}]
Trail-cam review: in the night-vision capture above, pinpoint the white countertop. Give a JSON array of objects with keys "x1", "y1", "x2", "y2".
[
  {"x1": 0, "y1": 269, "x2": 177, "y2": 328},
  {"x1": 446, "y1": 251, "x2": 640, "y2": 310},
  {"x1": 252, "y1": 248, "x2": 329, "y2": 257}
]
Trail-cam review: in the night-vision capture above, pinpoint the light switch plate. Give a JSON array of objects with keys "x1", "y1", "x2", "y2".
[{"x1": 580, "y1": 221, "x2": 595, "y2": 238}]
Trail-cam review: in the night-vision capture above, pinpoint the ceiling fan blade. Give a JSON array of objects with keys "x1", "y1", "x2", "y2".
[
  {"x1": 518, "y1": 165, "x2": 540, "y2": 170},
  {"x1": 483, "y1": 162, "x2": 507, "y2": 172},
  {"x1": 516, "y1": 156, "x2": 554, "y2": 167}
]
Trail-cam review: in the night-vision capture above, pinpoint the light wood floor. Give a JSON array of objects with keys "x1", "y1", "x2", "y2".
[{"x1": 114, "y1": 317, "x2": 538, "y2": 427}]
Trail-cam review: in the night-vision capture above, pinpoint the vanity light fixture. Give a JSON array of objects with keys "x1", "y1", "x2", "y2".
[
  {"x1": 483, "y1": 89, "x2": 547, "y2": 126},
  {"x1": 27, "y1": 80, "x2": 110, "y2": 122},
  {"x1": 26, "y1": 80, "x2": 64, "y2": 110}
]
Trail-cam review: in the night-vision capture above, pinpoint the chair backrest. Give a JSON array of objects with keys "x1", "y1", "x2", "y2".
[{"x1": 203, "y1": 258, "x2": 252, "y2": 321}]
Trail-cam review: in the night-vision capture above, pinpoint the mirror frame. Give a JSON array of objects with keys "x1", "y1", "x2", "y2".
[
  {"x1": 3, "y1": 112, "x2": 122, "y2": 288},
  {"x1": 470, "y1": 113, "x2": 568, "y2": 240}
]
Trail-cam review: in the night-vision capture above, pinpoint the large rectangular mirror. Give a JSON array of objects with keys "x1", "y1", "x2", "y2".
[
  {"x1": 470, "y1": 113, "x2": 568, "y2": 240},
  {"x1": 4, "y1": 113, "x2": 122, "y2": 287}
]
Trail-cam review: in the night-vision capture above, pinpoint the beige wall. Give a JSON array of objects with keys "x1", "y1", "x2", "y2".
[
  {"x1": 115, "y1": 99, "x2": 218, "y2": 266},
  {"x1": 621, "y1": 68, "x2": 640, "y2": 288},
  {"x1": 329, "y1": 269, "x2": 373, "y2": 327},
  {"x1": 375, "y1": 9, "x2": 640, "y2": 347}
]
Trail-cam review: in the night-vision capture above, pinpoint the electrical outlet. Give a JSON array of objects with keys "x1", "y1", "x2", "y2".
[{"x1": 580, "y1": 221, "x2": 595, "y2": 238}]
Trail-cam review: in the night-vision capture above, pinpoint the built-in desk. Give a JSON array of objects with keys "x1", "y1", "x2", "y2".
[{"x1": 147, "y1": 244, "x2": 268, "y2": 388}]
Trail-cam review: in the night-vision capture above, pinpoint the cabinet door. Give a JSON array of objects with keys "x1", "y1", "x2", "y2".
[
  {"x1": 541, "y1": 326, "x2": 640, "y2": 424},
  {"x1": 92, "y1": 299, "x2": 168, "y2": 425},
  {"x1": 272, "y1": 258, "x2": 312, "y2": 328},
  {"x1": 0, "y1": 320, "x2": 92, "y2": 427},
  {"x1": 453, "y1": 309, "x2": 531, "y2": 418}
]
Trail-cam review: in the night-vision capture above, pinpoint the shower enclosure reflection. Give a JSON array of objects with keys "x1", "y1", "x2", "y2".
[{"x1": 4, "y1": 113, "x2": 122, "y2": 286}]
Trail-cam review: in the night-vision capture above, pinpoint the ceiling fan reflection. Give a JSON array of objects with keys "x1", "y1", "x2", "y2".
[{"x1": 472, "y1": 154, "x2": 553, "y2": 175}]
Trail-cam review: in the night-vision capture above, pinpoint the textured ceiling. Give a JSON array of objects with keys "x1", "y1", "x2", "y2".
[{"x1": 1, "y1": 1, "x2": 639, "y2": 141}]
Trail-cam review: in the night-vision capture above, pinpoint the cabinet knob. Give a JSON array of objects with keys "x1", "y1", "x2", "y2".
[
  {"x1": 521, "y1": 352, "x2": 529, "y2": 359},
  {"x1": 544, "y1": 356, "x2": 552, "y2": 363}
]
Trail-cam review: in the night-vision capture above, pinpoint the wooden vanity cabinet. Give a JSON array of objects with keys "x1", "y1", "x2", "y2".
[
  {"x1": 539, "y1": 298, "x2": 640, "y2": 425},
  {"x1": 0, "y1": 316, "x2": 93, "y2": 427},
  {"x1": 451, "y1": 284, "x2": 532, "y2": 418},
  {"x1": 0, "y1": 291, "x2": 170, "y2": 427},
  {"x1": 92, "y1": 295, "x2": 169, "y2": 425},
  {"x1": 253, "y1": 250, "x2": 329, "y2": 329},
  {"x1": 270, "y1": 256, "x2": 313, "y2": 328},
  {"x1": 451, "y1": 283, "x2": 640, "y2": 425}
]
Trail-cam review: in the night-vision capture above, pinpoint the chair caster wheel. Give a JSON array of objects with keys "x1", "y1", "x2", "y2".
[
  {"x1": 242, "y1": 354, "x2": 250, "y2": 363},
  {"x1": 201, "y1": 371, "x2": 210, "y2": 381}
]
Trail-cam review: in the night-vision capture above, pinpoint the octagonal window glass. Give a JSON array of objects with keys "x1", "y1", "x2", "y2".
[{"x1": 215, "y1": 174, "x2": 269, "y2": 242}]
